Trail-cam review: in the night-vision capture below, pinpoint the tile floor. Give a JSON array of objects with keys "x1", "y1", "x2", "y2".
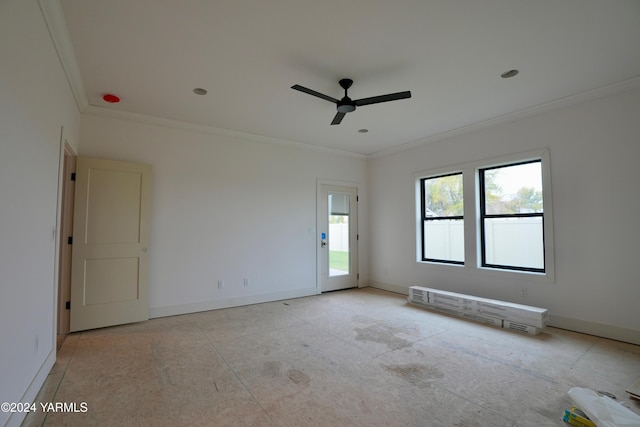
[{"x1": 23, "y1": 288, "x2": 640, "y2": 426}]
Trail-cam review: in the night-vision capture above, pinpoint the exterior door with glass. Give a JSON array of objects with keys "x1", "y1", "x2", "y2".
[{"x1": 318, "y1": 184, "x2": 358, "y2": 292}]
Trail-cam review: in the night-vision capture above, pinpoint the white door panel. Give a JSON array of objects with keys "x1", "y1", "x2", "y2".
[{"x1": 70, "y1": 157, "x2": 151, "y2": 332}]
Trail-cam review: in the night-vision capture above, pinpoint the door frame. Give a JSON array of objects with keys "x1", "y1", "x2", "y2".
[
  {"x1": 54, "y1": 127, "x2": 76, "y2": 345},
  {"x1": 316, "y1": 179, "x2": 361, "y2": 293},
  {"x1": 56, "y1": 142, "x2": 76, "y2": 335}
]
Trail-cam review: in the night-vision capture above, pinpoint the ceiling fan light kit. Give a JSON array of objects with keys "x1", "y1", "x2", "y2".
[{"x1": 291, "y1": 78, "x2": 411, "y2": 125}]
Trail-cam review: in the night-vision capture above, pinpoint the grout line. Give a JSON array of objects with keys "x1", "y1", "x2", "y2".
[
  {"x1": 53, "y1": 334, "x2": 81, "y2": 383},
  {"x1": 195, "y1": 322, "x2": 278, "y2": 427},
  {"x1": 38, "y1": 333, "x2": 82, "y2": 426},
  {"x1": 570, "y1": 337, "x2": 600, "y2": 369},
  {"x1": 431, "y1": 382, "x2": 512, "y2": 424}
]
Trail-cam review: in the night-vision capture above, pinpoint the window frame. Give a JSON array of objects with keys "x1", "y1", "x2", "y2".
[
  {"x1": 414, "y1": 148, "x2": 554, "y2": 282},
  {"x1": 420, "y1": 172, "x2": 464, "y2": 265},
  {"x1": 478, "y1": 159, "x2": 545, "y2": 273}
]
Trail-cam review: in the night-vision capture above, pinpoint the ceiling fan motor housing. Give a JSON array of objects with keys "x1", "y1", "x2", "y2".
[
  {"x1": 337, "y1": 98, "x2": 356, "y2": 113},
  {"x1": 337, "y1": 79, "x2": 356, "y2": 113}
]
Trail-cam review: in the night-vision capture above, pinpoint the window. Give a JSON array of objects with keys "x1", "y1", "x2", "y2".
[
  {"x1": 479, "y1": 160, "x2": 544, "y2": 272},
  {"x1": 415, "y1": 149, "x2": 553, "y2": 279},
  {"x1": 420, "y1": 173, "x2": 464, "y2": 264}
]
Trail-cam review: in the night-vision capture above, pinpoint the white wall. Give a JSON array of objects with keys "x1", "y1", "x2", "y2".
[
  {"x1": 0, "y1": 1, "x2": 80, "y2": 426},
  {"x1": 368, "y1": 86, "x2": 640, "y2": 344},
  {"x1": 77, "y1": 112, "x2": 368, "y2": 316}
]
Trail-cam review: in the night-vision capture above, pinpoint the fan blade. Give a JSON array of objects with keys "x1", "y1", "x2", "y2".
[
  {"x1": 291, "y1": 85, "x2": 338, "y2": 104},
  {"x1": 331, "y1": 112, "x2": 346, "y2": 125},
  {"x1": 355, "y1": 91, "x2": 411, "y2": 107}
]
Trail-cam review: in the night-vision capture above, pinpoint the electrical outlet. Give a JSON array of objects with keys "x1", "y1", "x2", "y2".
[
  {"x1": 521, "y1": 288, "x2": 528, "y2": 298},
  {"x1": 243, "y1": 278, "x2": 249, "y2": 287},
  {"x1": 218, "y1": 280, "x2": 224, "y2": 289}
]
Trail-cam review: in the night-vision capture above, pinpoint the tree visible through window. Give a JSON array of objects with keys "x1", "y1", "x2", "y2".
[
  {"x1": 480, "y1": 160, "x2": 544, "y2": 272},
  {"x1": 420, "y1": 173, "x2": 464, "y2": 264},
  {"x1": 416, "y1": 152, "x2": 551, "y2": 277}
]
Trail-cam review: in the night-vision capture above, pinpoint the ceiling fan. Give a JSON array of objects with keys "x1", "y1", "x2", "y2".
[{"x1": 291, "y1": 78, "x2": 412, "y2": 125}]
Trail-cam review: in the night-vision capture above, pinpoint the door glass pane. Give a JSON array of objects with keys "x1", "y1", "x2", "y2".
[{"x1": 329, "y1": 192, "x2": 350, "y2": 277}]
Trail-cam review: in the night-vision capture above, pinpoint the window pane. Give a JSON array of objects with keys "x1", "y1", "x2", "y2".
[
  {"x1": 484, "y1": 217, "x2": 543, "y2": 269},
  {"x1": 329, "y1": 193, "x2": 350, "y2": 216},
  {"x1": 483, "y1": 162, "x2": 542, "y2": 215},
  {"x1": 329, "y1": 189, "x2": 350, "y2": 278},
  {"x1": 329, "y1": 214, "x2": 349, "y2": 276},
  {"x1": 424, "y1": 219, "x2": 464, "y2": 262},
  {"x1": 423, "y1": 174, "x2": 463, "y2": 217}
]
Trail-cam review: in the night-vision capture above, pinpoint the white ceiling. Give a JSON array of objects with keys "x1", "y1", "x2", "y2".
[{"x1": 54, "y1": 0, "x2": 640, "y2": 156}]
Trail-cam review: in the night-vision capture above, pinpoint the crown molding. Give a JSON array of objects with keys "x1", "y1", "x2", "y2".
[
  {"x1": 38, "y1": 0, "x2": 89, "y2": 112},
  {"x1": 35, "y1": 0, "x2": 640, "y2": 161},
  {"x1": 83, "y1": 105, "x2": 367, "y2": 160},
  {"x1": 369, "y1": 75, "x2": 640, "y2": 159}
]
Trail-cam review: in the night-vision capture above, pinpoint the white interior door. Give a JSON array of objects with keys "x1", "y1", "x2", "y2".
[
  {"x1": 70, "y1": 157, "x2": 151, "y2": 332},
  {"x1": 318, "y1": 184, "x2": 358, "y2": 292}
]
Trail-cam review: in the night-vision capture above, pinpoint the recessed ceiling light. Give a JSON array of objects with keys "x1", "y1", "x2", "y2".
[
  {"x1": 193, "y1": 88, "x2": 208, "y2": 95},
  {"x1": 358, "y1": 129, "x2": 369, "y2": 133},
  {"x1": 501, "y1": 69, "x2": 519, "y2": 79}
]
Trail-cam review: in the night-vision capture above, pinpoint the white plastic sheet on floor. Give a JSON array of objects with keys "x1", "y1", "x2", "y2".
[{"x1": 568, "y1": 387, "x2": 640, "y2": 427}]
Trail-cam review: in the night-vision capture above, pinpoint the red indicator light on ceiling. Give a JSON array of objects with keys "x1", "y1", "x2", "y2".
[{"x1": 102, "y1": 94, "x2": 120, "y2": 103}]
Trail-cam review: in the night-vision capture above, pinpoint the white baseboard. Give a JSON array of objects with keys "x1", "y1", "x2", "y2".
[
  {"x1": 369, "y1": 281, "x2": 639, "y2": 345},
  {"x1": 6, "y1": 349, "x2": 56, "y2": 427},
  {"x1": 368, "y1": 280, "x2": 409, "y2": 296},
  {"x1": 549, "y1": 315, "x2": 640, "y2": 346},
  {"x1": 149, "y1": 287, "x2": 319, "y2": 319}
]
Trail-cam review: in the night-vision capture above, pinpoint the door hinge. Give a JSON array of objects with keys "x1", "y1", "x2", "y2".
[
  {"x1": 357, "y1": 273, "x2": 359, "y2": 279},
  {"x1": 65, "y1": 301, "x2": 71, "y2": 310},
  {"x1": 67, "y1": 236, "x2": 73, "y2": 245},
  {"x1": 70, "y1": 172, "x2": 76, "y2": 181},
  {"x1": 357, "y1": 234, "x2": 359, "y2": 241},
  {"x1": 357, "y1": 196, "x2": 359, "y2": 202}
]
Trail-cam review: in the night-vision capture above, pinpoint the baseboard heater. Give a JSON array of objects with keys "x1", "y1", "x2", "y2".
[{"x1": 407, "y1": 286, "x2": 549, "y2": 335}]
